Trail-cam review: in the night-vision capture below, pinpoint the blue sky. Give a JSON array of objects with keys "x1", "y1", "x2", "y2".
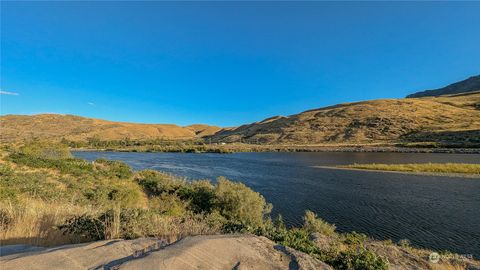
[{"x1": 1, "y1": 1, "x2": 479, "y2": 127}]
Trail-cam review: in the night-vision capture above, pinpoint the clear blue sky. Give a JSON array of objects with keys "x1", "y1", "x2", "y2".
[{"x1": 1, "y1": 1, "x2": 479, "y2": 127}]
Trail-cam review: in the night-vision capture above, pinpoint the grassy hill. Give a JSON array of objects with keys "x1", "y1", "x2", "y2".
[
  {"x1": 0, "y1": 114, "x2": 220, "y2": 142},
  {"x1": 208, "y1": 92, "x2": 480, "y2": 146},
  {"x1": 2, "y1": 92, "x2": 479, "y2": 148},
  {"x1": 407, "y1": 75, "x2": 480, "y2": 98}
]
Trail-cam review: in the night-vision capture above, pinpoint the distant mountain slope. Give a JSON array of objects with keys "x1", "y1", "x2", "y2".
[
  {"x1": 0, "y1": 114, "x2": 221, "y2": 142},
  {"x1": 407, "y1": 75, "x2": 480, "y2": 98},
  {"x1": 208, "y1": 92, "x2": 480, "y2": 144},
  {"x1": 2, "y1": 81, "x2": 480, "y2": 146}
]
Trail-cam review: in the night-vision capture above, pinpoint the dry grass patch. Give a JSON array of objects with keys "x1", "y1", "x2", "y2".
[
  {"x1": 0, "y1": 199, "x2": 97, "y2": 246},
  {"x1": 339, "y1": 163, "x2": 480, "y2": 175}
]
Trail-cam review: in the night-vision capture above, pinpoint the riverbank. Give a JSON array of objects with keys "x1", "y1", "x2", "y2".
[{"x1": 71, "y1": 144, "x2": 480, "y2": 154}]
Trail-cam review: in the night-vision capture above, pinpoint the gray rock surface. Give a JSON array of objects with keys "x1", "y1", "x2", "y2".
[{"x1": 0, "y1": 234, "x2": 332, "y2": 270}]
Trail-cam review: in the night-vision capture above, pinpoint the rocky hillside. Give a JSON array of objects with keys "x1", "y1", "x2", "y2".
[
  {"x1": 208, "y1": 92, "x2": 480, "y2": 145},
  {"x1": 0, "y1": 114, "x2": 220, "y2": 142},
  {"x1": 407, "y1": 75, "x2": 480, "y2": 98}
]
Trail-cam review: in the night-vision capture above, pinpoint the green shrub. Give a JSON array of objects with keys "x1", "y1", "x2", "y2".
[
  {"x1": 8, "y1": 152, "x2": 93, "y2": 176},
  {"x1": 331, "y1": 247, "x2": 389, "y2": 270},
  {"x1": 398, "y1": 239, "x2": 411, "y2": 249},
  {"x1": 343, "y1": 231, "x2": 368, "y2": 246},
  {"x1": 222, "y1": 220, "x2": 252, "y2": 233},
  {"x1": 273, "y1": 214, "x2": 286, "y2": 230},
  {"x1": 135, "y1": 170, "x2": 186, "y2": 196},
  {"x1": 99, "y1": 209, "x2": 152, "y2": 239},
  {"x1": 254, "y1": 222, "x2": 324, "y2": 258},
  {"x1": 5, "y1": 150, "x2": 140, "y2": 208},
  {"x1": 279, "y1": 228, "x2": 321, "y2": 255},
  {"x1": 303, "y1": 210, "x2": 336, "y2": 236},
  {"x1": 177, "y1": 180, "x2": 215, "y2": 214},
  {"x1": 214, "y1": 177, "x2": 271, "y2": 227},
  {"x1": 2, "y1": 171, "x2": 63, "y2": 201},
  {"x1": 254, "y1": 221, "x2": 388, "y2": 270},
  {"x1": 0, "y1": 187, "x2": 17, "y2": 201},
  {"x1": 149, "y1": 194, "x2": 188, "y2": 217},
  {"x1": 59, "y1": 209, "x2": 154, "y2": 240},
  {"x1": 0, "y1": 164, "x2": 14, "y2": 177},
  {"x1": 94, "y1": 159, "x2": 132, "y2": 179},
  {"x1": 19, "y1": 141, "x2": 72, "y2": 160},
  {"x1": 59, "y1": 214, "x2": 105, "y2": 241},
  {"x1": 84, "y1": 187, "x2": 110, "y2": 205},
  {"x1": 9, "y1": 145, "x2": 135, "y2": 180},
  {"x1": 107, "y1": 186, "x2": 142, "y2": 207}
]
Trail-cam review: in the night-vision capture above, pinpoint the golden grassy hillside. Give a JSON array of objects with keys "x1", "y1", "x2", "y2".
[
  {"x1": 209, "y1": 92, "x2": 480, "y2": 144},
  {"x1": 2, "y1": 92, "x2": 479, "y2": 146},
  {"x1": 0, "y1": 114, "x2": 221, "y2": 142}
]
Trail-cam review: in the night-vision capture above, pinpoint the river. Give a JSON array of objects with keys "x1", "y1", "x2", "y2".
[{"x1": 73, "y1": 151, "x2": 480, "y2": 257}]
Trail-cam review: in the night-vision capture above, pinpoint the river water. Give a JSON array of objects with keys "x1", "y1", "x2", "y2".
[{"x1": 73, "y1": 151, "x2": 480, "y2": 257}]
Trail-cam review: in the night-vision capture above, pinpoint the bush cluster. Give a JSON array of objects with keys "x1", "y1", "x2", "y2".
[
  {"x1": 59, "y1": 209, "x2": 152, "y2": 241},
  {"x1": 254, "y1": 213, "x2": 388, "y2": 270},
  {"x1": 134, "y1": 171, "x2": 271, "y2": 227},
  {"x1": 20, "y1": 141, "x2": 73, "y2": 159},
  {"x1": 303, "y1": 210, "x2": 336, "y2": 236},
  {"x1": 64, "y1": 137, "x2": 234, "y2": 153}
]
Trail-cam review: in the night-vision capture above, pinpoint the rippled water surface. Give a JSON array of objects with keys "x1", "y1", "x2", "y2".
[{"x1": 74, "y1": 151, "x2": 480, "y2": 257}]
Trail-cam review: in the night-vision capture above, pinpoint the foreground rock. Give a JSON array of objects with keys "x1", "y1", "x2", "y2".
[{"x1": 0, "y1": 234, "x2": 331, "y2": 270}]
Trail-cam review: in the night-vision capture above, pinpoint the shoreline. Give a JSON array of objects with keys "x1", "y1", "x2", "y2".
[
  {"x1": 313, "y1": 165, "x2": 480, "y2": 178},
  {"x1": 71, "y1": 145, "x2": 480, "y2": 154}
]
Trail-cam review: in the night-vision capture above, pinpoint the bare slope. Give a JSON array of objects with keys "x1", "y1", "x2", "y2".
[
  {"x1": 0, "y1": 114, "x2": 221, "y2": 142},
  {"x1": 407, "y1": 75, "x2": 480, "y2": 98},
  {"x1": 208, "y1": 92, "x2": 480, "y2": 144}
]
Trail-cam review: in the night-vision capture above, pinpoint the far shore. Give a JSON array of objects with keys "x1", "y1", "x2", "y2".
[
  {"x1": 70, "y1": 145, "x2": 480, "y2": 154},
  {"x1": 314, "y1": 165, "x2": 480, "y2": 178}
]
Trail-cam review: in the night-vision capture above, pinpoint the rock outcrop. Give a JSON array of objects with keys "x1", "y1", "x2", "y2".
[{"x1": 0, "y1": 234, "x2": 332, "y2": 270}]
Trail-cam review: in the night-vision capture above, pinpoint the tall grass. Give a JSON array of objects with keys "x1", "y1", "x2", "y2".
[
  {"x1": 0, "y1": 199, "x2": 223, "y2": 246},
  {"x1": 0, "y1": 199, "x2": 96, "y2": 246}
]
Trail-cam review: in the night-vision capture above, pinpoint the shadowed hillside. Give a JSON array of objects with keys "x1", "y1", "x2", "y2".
[
  {"x1": 407, "y1": 75, "x2": 480, "y2": 98},
  {"x1": 208, "y1": 92, "x2": 480, "y2": 145},
  {"x1": 0, "y1": 114, "x2": 221, "y2": 142}
]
